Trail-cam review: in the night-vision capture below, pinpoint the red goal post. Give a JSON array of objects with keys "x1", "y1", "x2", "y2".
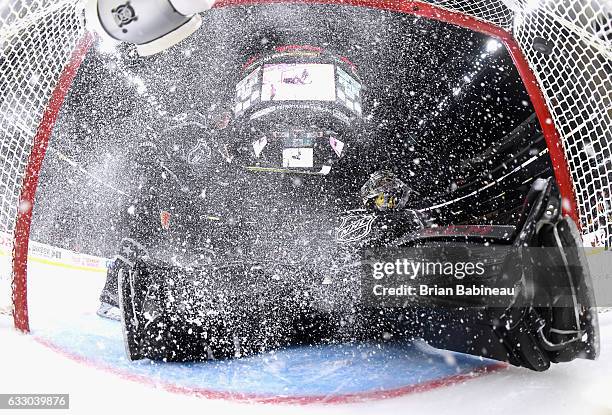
[{"x1": 1, "y1": 0, "x2": 609, "y2": 332}]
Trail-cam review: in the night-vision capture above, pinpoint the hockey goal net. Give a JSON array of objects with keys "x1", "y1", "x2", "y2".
[{"x1": 0, "y1": 0, "x2": 610, "y2": 330}]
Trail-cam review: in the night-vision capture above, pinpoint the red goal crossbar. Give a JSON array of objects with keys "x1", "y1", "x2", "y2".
[{"x1": 11, "y1": 0, "x2": 578, "y2": 332}]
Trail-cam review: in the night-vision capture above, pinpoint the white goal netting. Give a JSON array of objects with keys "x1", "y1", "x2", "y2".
[
  {"x1": 0, "y1": 0, "x2": 87, "y2": 315},
  {"x1": 512, "y1": 0, "x2": 612, "y2": 246},
  {"x1": 0, "y1": 0, "x2": 610, "y2": 319}
]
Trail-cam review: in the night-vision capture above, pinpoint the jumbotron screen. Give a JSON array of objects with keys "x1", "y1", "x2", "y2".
[
  {"x1": 234, "y1": 63, "x2": 363, "y2": 117},
  {"x1": 262, "y1": 64, "x2": 336, "y2": 102}
]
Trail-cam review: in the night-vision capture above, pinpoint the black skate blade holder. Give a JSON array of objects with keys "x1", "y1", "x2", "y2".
[
  {"x1": 533, "y1": 212, "x2": 584, "y2": 352},
  {"x1": 506, "y1": 178, "x2": 599, "y2": 364}
]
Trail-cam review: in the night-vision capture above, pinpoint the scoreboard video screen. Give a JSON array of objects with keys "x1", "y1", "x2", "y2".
[
  {"x1": 234, "y1": 62, "x2": 363, "y2": 117},
  {"x1": 261, "y1": 63, "x2": 336, "y2": 102}
]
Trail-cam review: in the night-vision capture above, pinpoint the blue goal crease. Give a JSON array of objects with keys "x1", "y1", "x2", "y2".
[{"x1": 33, "y1": 315, "x2": 495, "y2": 397}]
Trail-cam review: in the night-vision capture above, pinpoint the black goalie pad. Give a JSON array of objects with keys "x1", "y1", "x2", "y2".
[
  {"x1": 118, "y1": 260, "x2": 347, "y2": 361},
  {"x1": 118, "y1": 178, "x2": 599, "y2": 370},
  {"x1": 390, "y1": 178, "x2": 600, "y2": 370}
]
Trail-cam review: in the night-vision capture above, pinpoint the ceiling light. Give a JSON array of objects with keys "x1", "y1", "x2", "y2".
[{"x1": 486, "y1": 39, "x2": 502, "y2": 53}]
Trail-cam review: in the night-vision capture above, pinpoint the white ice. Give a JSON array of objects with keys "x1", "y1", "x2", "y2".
[{"x1": 1, "y1": 261, "x2": 611, "y2": 415}]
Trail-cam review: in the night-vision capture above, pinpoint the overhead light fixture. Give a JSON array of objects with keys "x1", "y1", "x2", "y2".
[
  {"x1": 525, "y1": 0, "x2": 543, "y2": 13},
  {"x1": 499, "y1": 0, "x2": 522, "y2": 12},
  {"x1": 86, "y1": 0, "x2": 215, "y2": 57}
]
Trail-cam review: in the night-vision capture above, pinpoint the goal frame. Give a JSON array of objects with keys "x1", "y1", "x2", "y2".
[{"x1": 10, "y1": 0, "x2": 579, "y2": 332}]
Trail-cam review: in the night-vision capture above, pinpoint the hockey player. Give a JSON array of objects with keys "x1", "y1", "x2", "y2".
[{"x1": 98, "y1": 169, "x2": 418, "y2": 320}]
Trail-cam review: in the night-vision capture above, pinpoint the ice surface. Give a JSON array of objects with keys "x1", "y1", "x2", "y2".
[{"x1": 1, "y1": 261, "x2": 611, "y2": 414}]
